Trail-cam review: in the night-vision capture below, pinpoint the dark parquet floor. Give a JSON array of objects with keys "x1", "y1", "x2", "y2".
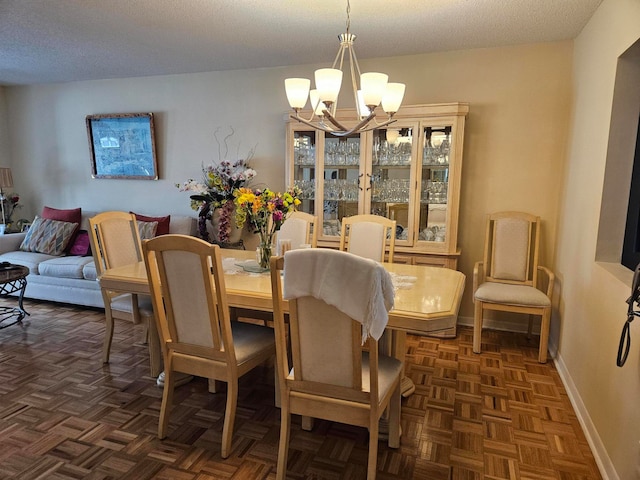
[{"x1": 0, "y1": 299, "x2": 602, "y2": 479}]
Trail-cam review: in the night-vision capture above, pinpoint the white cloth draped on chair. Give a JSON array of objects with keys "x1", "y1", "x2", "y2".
[{"x1": 283, "y1": 248, "x2": 394, "y2": 343}]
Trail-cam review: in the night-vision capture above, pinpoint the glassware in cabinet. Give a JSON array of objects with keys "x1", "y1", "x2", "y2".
[
  {"x1": 291, "y1": 130, "x2": 316, "y2": 216},
  {"x1": 418, "y1": 125, "x2": 452, "y2": 246},
  {"x1": 321, "y1": 132, "x2": 363, "y2": 238},
  {"x1": 369, "y1": 126, "x2": 417, "y2": 245}
]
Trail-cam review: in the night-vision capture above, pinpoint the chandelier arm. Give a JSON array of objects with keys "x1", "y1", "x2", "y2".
[
  {"x1": 329, "y1": 44, "x2": 348, "y2": 116},
  {"x1": 347, "y1": 43, "x2": 362, "y2": 118},
  {"x1": 324, "y1": 111, "x2": 379, "y2": 137},
  {"x1": 292, "y1": 108, "x2": 320, "y2": 124},
  {"x1": 322, "y1": 109, "x2": 352, "y2": 132},
  {"x1": 289, "y1": 114, "x2": 336, "y2": 134},
  {"x1": 347, "y1": 111, "x2": 378, "y2": 134}
]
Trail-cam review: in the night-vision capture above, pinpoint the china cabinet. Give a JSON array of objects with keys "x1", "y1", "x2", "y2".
[{"x1": 286, "y1": 103, "x2": 468, "y2": 270}]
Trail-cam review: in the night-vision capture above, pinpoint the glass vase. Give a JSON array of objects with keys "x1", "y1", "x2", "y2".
[{"x1": 256, "y1": 242, "x2": 274, "y2": 270}]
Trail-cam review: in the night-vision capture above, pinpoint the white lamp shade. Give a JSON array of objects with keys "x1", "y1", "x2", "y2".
[
  {"x1": 381, "y1": 82, "x2": 405, "y2": 113},
  {"x1": 356, "y1": 90, "x2": 371, "y2": 118},
  {"x1": 360, "y1": 72, "x2": 388, "y2": 107},
  {"x1": 309, "y1": 89, "x2": 327, "y2": 115},
  {"x1": 0, "y1": 168, "x2": 13, "y2": 189},
  {"x1": 285, "y1": 78, "x2": 311, "y2": 109},
  {"x1": 314, "y1": 68, "x2": 342, "y2": 103}
]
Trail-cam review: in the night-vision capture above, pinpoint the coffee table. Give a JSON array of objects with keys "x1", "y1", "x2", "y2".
[{"x1": 0, "y1": 264, "x2": 30, "y2": 328}]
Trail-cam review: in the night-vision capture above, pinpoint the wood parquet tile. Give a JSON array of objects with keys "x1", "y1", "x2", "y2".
[{"x1": 0, "y1": 299, "x2": 602, "y2": 479}]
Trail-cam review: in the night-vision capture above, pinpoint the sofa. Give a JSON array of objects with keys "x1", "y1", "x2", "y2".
[{"x1": 0, "y1": 210, "x2": 196, "y2": 309}]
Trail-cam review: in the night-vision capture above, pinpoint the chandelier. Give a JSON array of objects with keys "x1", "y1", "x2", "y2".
[{"x1": 284, "y1": 0, "x2": 405, "y2": 137}]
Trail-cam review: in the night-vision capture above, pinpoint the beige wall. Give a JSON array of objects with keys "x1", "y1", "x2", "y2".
[
  {"x1": 555, "y1": 0, "x2": 640, "y2": 479},
  {"x1": 3, "y1": 42, "x2": 572, "y2": 323}
]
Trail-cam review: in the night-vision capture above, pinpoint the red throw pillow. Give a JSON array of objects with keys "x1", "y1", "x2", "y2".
[
  {"x1": 69, "y1": 230, "x2": 91, "y2": 256},
  {"x1": 41, "y1": 206, "x2": 82, "y2": 224},
  {"x1": 41, "y1": 206, "x2": 82, "y2": 253},
  {"x1": 131, "y1": 212, "x2": 170, "y2": 236}
]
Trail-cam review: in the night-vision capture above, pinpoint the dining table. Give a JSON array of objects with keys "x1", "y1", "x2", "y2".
[{"x1": 98, "y1": 248, "x2": 466, "y2": 395}]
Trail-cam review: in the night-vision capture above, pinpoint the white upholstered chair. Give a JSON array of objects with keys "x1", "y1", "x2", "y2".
[
  {"x1": 142, "y1": 234, "x2": 276, "y2": 458},
  {"x1": 473, "y1": 211, "x2": 555, "y2": 363},
  {"x1": 88, "y1": 211, "x2": 155, "y2": 366},
  {"x1": 270, "y1": 249, "x2": 401, "y2": 480},
  {"x1": 275, "y1": 211, "x2": 318, "y2": 249},
  {"x1": 339, "y1": 214, "x2": 396, "y2": 263}
]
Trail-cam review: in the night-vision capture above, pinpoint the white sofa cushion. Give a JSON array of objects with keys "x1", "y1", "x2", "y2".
[
  {"x1": 38, "y1": 256, "x2": 95, "y2": 279},
  {"x1": 83, "y1": 261, "x2": 97, "y2": 281},
  {"x1": 0, "y1": 250, "x2": 57, "y2": 274}
]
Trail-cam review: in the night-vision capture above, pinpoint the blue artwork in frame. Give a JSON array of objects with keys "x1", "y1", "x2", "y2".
[{"x1": 86, "y1": 112, "x2": 159, "y2": 179}]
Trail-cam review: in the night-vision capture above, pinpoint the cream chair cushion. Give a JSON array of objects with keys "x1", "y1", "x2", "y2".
[
  {"x1": 492, "y1": 217, "x2": 529, "y2": 281},
  {"x1": 475, "y1": 283, "x2": 551, "y2": 307},
  {"x1": 277, "y1": 217, "x2": 308, "y2": 250},
  {"x1": 348, "y1": 221, "x2": 385, "y2": 262}
]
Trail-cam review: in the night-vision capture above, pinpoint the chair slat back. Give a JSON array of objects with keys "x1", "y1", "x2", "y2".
[
  {"x1": 143, "y1": 235, "x2": 232, "y2": 363},
  {"x1": 89, "y1": 211, "x2": 143, "y2": 276},
  {"x1": 339, "y1": 214, "x2": 396, "y2": 263},
  {"x1": 484, "y1": 211, "x2": 540, "y2": 286}
]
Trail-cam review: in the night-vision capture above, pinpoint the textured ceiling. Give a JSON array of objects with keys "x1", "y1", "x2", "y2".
[{"x1": 0, "y1": 0, "x2": 602, "y2": 86}]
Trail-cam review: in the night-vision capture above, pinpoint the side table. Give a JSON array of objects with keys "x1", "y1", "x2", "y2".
[{"x1": 0, "y1": 264, "x2": 30, "y2": 328}]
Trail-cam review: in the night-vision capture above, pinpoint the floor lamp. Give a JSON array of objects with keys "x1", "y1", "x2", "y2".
[{"x1": 0, "y1": 167, "x2": 14, "y2": 234}]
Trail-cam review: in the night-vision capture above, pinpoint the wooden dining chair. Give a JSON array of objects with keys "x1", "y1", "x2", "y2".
[
  {"x1": 339, "y1": 214, "x2": 396, "y2": 263},
  {"x1": 88, "y1": 211, "x2": 155, "y2": 366},
  {"x1": 276, "y1": 211, "x2": 318, "y2": 249},
  {"x1": 473, "y1": 211, "x2": 555, "y2": 363},
  {"x1": 270, "y1": 249, "x2": 401, "y2": 480},
  {"x1": 142, "y1": 234, "x2": 276, "y2": 458}
]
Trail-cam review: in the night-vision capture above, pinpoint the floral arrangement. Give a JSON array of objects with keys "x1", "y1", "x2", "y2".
[
  {"x1": 1, "y1": 192, "x2": 22, "y2": 224},
  {"x1": 234, "y1": 186, "x2": 301, "y2": 268},
  {"x1": 177, "y1": 128, "x2": 256, "y2": 243}
]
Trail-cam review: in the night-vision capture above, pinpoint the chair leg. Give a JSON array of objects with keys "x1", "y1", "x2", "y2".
[
  {"x1": 473, "y1": 301, "x2": 483, "y2": 354},
  {"x1": 158, "y1": 366, "x2": 176, "y2": 439},
  {"x1": 142, "y1": 322, "x2": 149, "y2": 345},
  {"x1": 221, "y1": 378, "x2": 238, "y2": 459},
  {"x1": 367, "y1": 412, "x2": 380, "y2": 480},
  {"x1": 276, "y1": 401, "x2": 291, "y2": 480},
  {"x1": 102, "y1": 312, "x2": 115, "y2": 364},
  {"x1": 538, "y1": 308, "x2": 551, "y2": 363},
  {"x1": 387, "y1": 380, "x2": 401, "y2": 449},
  {"x1": 301, "y1": 416, "x2": 314, "y2": 431}
]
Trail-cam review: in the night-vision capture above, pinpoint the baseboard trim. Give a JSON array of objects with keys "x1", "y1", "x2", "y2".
[{"x1": 553, "y1": 352, "x2": 618, "y2": 480}]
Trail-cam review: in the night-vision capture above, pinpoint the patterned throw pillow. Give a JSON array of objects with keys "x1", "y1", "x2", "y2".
[
  {"x1": 20, "y1": 216, "x2": 79, "y2": 256},
  {"x1": 137, "y1": 221, "x2": 158, "y2": 240},
  {"x1": 131, "y1": 212, "x2": 170, "y2": 235}
]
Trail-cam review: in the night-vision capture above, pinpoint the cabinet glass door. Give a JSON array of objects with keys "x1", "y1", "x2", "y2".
[
  {"x1": 370, "y1": 126, "x2": 416, "y2": 245},
  {"x1": 418, "y1": 125, "x2": 451, "y2": 244},
  {"x1": 321, "y1": 132, "x2": 363, "y2": 238},
  {"x1": 292, "y1": 131, "x2": 316, "y2": 216}
]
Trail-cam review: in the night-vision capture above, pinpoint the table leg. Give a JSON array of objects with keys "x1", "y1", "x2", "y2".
[
  {"x1": 391, "y1": 330, "x2": 415, "y2": 397},
  {"x1": 147, "y1": 317, "x2": 163, "y2": 378},
  {"x1": 16, "y1": 278, "x2": 29, "y2": 319}
]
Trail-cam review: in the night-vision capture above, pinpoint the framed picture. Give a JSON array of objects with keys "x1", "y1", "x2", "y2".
[{"x1": 86, "y1": 112, "x2": 159, "y2": 180}]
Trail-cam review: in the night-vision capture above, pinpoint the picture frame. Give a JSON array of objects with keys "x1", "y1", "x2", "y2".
[{"x1": 86, "y1": 112, "x2": 159, "y2": 180}]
